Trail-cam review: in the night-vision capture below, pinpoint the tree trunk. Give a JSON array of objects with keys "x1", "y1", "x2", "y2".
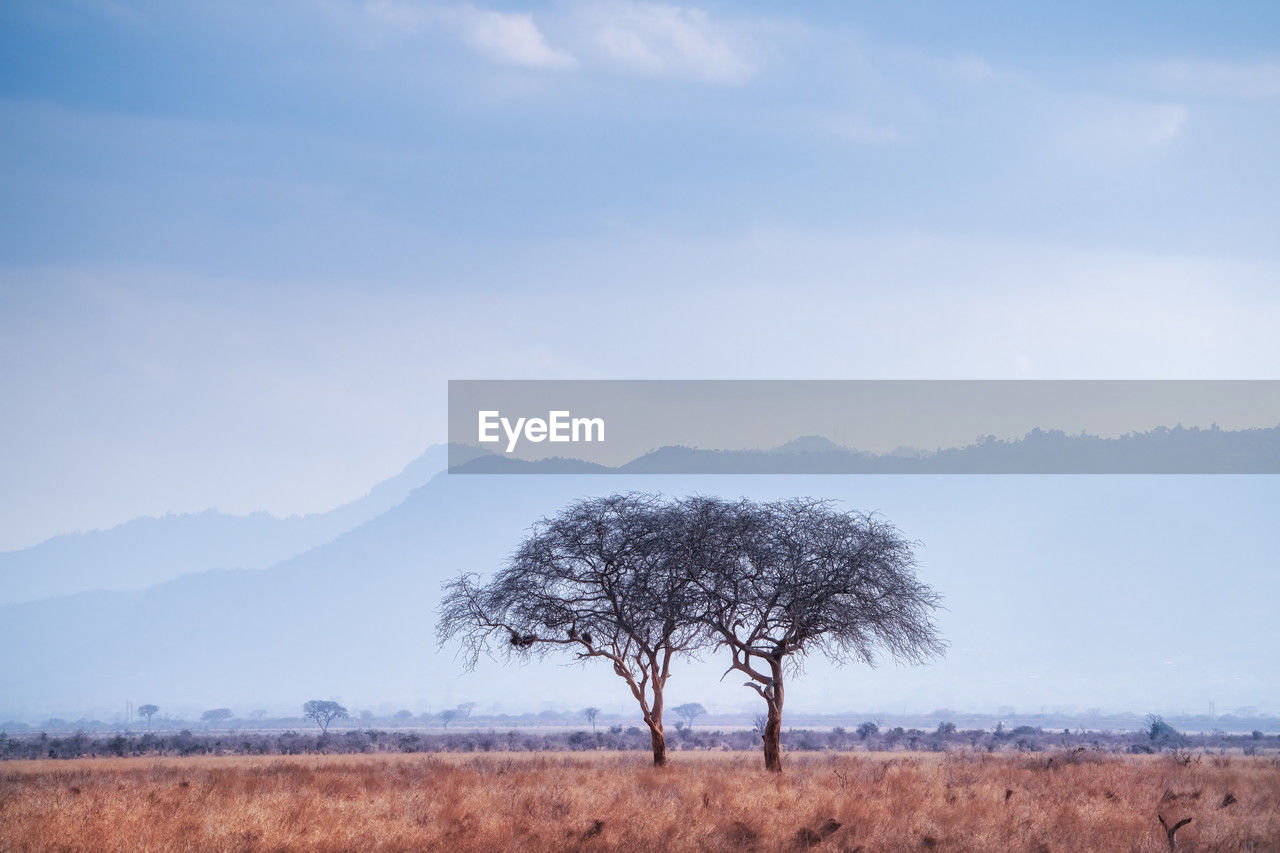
[
  {"x1": 762, "y1": 703, "x2": 782, "y2": 772},
  {"x1": 649, "y1": 724, "x2": 667, "y2": 766},
  {"x1": 761, "y1": 662, "x2": 785, "y2": 772}
]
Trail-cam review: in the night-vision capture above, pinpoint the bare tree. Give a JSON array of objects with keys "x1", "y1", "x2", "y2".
[
  {"x1": 672, "y1": 703, "x2": 707, "y2": 730},
  {"x1": 439, "y1": 494, "x2": 704, "y2": 766},
  {"x1": 137, "y1": 704, "x2": 159, "y2": 730},
  {"x1": 679, "y1": 497, "x2": 945, "y2": 771},
  {"x1": 302, "y1": 700, "x2": 348, "y2": 734},
  {"x1": 438, "y1": 704, "x2": 474, "y2": 730},
  {"x1": 582, "y1": 707, "x2": 601, "y2": 735}
]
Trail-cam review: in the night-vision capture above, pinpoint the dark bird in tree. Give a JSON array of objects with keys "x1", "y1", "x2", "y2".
[
  {"x1": 438, "y1": 494, "x2": 705, "y2": 767},
  {"x1": 675, "y1": 496, "x2": 945, "y2": 772}
]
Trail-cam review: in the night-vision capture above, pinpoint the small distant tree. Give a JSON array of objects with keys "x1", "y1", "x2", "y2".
[
  {"x1": 137, "y1": 704, "x2": 159, "y2": 730},
  {"x1": 1147, "y1": 714, "x2": 1182, "y2": 746},
  {"x1": 201, "y1": 708, "x2": 233, "y2": 730},
  {"x1": 302, "y1": 700, "x2": 349, "y2": 734},
  {"x1": 856, "y1": 721, "x2": 879, "y2": 739},
  {"x1": 937, "y1": 721, "x2": 957, "y2": 736},
  {"x1": 673, "y1": 703, "x2": 707, "y2": 731},
  {"x1": 393, "y1": 710, "x2": 414, "y2": 726},
  {"x1": 439, "y1": 709, "x2": 460, "y2": 729},
  {"x1": 582, "y1": 707, "x2": 601, "y2": 735}
]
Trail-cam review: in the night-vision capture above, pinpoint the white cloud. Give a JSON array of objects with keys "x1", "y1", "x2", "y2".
[
  {"x1": 455, "y1": 7, "x2": 577, "y2": 70},
  {"x1": 575, "y1": 1, "x2": 757, "y2": 84},
  {"x1": 1056, "y1": 98, "x2": 1188, "y2": 155},
  {"x1": 359, "y1": 2, "x2": 576, "y2": 70},
  {"x1": 1138, "y1": 102, "x2": 1188, "y2": 144},
  {"x1": 821, "y1": 114, "x2": 902, "y2": 144},
  {"x1": 353, "y1": 1, "x2": 768, "y2": 83},
  {"x1": 361, "y1": 0, "x2": 431, "y2": 32},
  {"x1": 943, "y1": 54, "x2": 997, "y2": 84},
  {"x1": 1148, "y1": 59, "x2": 1280, "y2": 99}
]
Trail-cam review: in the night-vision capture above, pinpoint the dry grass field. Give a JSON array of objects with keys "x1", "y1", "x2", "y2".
[{"x1": 2, "y1": 750, "x2": 1278, "y2": 851}]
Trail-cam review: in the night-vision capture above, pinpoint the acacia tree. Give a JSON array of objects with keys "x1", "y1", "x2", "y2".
[
  {"x1": 582, "y1": 707, "x2": 601, "y2": 734},
  {"x1": 302, "y1": 700, "x2": 348, "y2": 734},
  {"x1": 201, "y1": 708, "x2": 233, "y2": 730},
  {"x1": 679, "y1": 497, "x2": 945, "y2": 772},
  {"x1": 438, "y1": 494, "x2": 704, "y2": 766},
  {"x1": 673, "y1": 702, "x2": 707, "y2": 730},
  {"x1": 137, "y1": 704, "x2": 159, "y2": 730},
  {"x1": 438, "y1": 703, "x2": 474, "y2": 729}
]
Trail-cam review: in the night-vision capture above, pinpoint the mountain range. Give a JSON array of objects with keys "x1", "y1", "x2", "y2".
[
  {"x1": 0, "y1": 444, "x2": 491, "y2": 604},
  {"x1": 1, "y1": 437, "x2": 1277, "y2": 721},
  {"x1": 450, "y1": 425, "x2": 1280, "y2": 475}
]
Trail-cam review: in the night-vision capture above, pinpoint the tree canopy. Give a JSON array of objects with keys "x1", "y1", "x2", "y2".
[
  {"x1": 302, "y1": 700, "x2": 349, "y2": 734},
  {"x1": 439, "y1": 494, "x2": 704, "y2": 765},
  {"x1": 200, "y1": 708, "x2": 233, "y2": 726},
  {"x1": 678, "y1": 496, "x2": 945, "y2": 769},
  {"x1": 438, "y1": 493, "x2": 944, "y2": 771}
]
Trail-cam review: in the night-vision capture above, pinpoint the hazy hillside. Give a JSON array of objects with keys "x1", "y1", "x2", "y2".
[
  {"x1": 0, "y1": 444, "x2": 483, "y2": 604},
  {"x1": 441, "y1": 425, "x2": 1280, "y2": 476},
  {"x1": 608, "y1": 425, "x2": 1280, "y2": 474},
  {"x1": 1, "y1": 472, "x2": 1275, "y2": 720},
  {"x1": 0, "y1": 471, "x2": 588, "y2": 716}
]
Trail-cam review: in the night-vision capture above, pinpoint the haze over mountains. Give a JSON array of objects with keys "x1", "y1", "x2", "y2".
[
  {"x1": 0, "y1": 445, "x2": 489, "y2": 604},
  {"x1": 1, "y1": 439, "x2": 1276, "y2": 722}
]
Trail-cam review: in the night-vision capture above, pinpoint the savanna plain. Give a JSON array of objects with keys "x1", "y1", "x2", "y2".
[{"x1": 2, "y1": 751, "x2": 1279, "y2": 852}]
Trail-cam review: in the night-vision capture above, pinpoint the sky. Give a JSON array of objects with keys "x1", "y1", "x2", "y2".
[{"x1": 3, "y1": 0, "x2": 1280, "y2": 550}]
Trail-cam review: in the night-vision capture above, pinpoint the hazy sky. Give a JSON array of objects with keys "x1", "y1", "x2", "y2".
[{"x1": 3, "y1": 1, "x2": 1280, "y2": 550}]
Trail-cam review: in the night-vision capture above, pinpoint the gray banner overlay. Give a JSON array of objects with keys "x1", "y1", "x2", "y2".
[{"x1": 447, "y1": 380, "x2": 1280, "y2": 474}]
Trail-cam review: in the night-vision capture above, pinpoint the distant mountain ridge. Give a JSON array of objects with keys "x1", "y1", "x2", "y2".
[
  {"x1": 448, "y1": 424, "x2": 1280, "y2": 475},
  {"x1": 1, "y1": 469, "x2": 1275, "y2": 718},
  {"x1": 1, "y1": 433, "x2": 1277, "y2": 718},
  {"x1": 11, "y1": 425, "x2": 1272, "y2": 605},
  {"x1": 0, "y1": 443, "x2": 487, "y2": 604}
]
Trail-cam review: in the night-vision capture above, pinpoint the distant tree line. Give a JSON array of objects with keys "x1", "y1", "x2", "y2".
[{"x1": 4, "y1": 722, "x2": 1275, "y2": 761}]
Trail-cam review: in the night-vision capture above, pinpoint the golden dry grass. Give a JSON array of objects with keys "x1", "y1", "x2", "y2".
[{"x1": 2, "y1": 750, "x2": 1278, "y2": 851}]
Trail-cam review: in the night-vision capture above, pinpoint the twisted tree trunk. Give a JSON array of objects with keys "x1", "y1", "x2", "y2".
[
  {"x1": 762, "y1": 703, "x2": 783, "y2": 772},
  {"x1": 648, "y1": 723, "x2": 667, "y2": 767},
  {"x1": 761, "y1": 662, "x2": 785, "y2": 772}
]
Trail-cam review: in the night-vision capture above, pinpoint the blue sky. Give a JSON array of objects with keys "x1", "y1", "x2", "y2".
[{"x1": 2, "y1": 1, "x2": 1279, "y2": 548}]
